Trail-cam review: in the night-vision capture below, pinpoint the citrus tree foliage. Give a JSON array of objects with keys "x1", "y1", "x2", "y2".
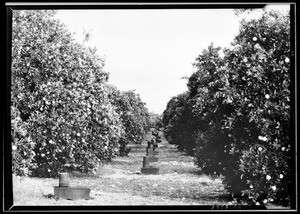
[
  {"x1": 148, "y1": 112, "x2": 163, "y2": 129},
  {"x1": 163, "y1": 44, "x2": 231, "y2": 156},
  {"x1": 187, "y1": 43, "x2": 236, "y2": 173},
  {"x1": 162, "y1": 92, "x2": 197, "y2": 155},
  {"x1": 11, "y1": 106, "x2": 36, "y2": 176},
  {"x1": 162, "y1": 10, "x2": 292, "y2": 206},
  {"x1": 221, "y1": 10, "x2": 291, "y2": 206},
  {"x1": 11, "y1": 10, "x2": 125, "y2": 177},
  {"x1": 107, "y1": 85, "x2": 151, "y2": 155},
  {"x1": 121, "y1": 90, "x2": 151, "y2": 144}
]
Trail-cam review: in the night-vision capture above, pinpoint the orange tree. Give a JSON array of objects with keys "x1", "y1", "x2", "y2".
[
  {"x1": 162, "y1": 9, "x2": 293, "y2": 206},
  {"x1": 148, "y1": 112, "x2": 163, "y2": 129},
  {"x1": 187, "y1": 43, "x2": 235, "y2": 175},
  {"x1": 122, "y1": 90, "x2": 151, "y2": 144},
  {"x1": 163, "y1": 43, "x2": 229, "y2": 156},
  {"x1": 107, "y1": 85, "x2": 151, "y2": 156},
  {"x1": 11, "y1": 10, "x2": 125, "y2": 177},
  {"x1": 194, "y1": 10, "x2": 292, "y2": 206},
  {"x1": 220, "y1": 10, "x2": 292, "y2": 206},
  {"x1": 162, "y1": 92, "x2": 197, "y2": 155}
]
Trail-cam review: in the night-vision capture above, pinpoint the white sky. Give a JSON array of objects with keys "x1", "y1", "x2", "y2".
[{"x1": 55, "y1": 4, "x2": 290, "y2": 114}]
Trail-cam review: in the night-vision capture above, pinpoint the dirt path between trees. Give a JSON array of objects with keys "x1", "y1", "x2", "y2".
[
  {"x1": 13, "y1": 132, "x2": 284, "y2": 209},
  {"x1": 13, "y1": 130, "x2": 283, "y2": 208},
  {"x1": 13, "y1": 130, "x2": 230, "y2": 206}
]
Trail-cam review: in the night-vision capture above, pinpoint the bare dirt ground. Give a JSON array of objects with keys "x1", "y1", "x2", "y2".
[{"x1": 12, "y1": 130, "x2": 288, "y2": 209}]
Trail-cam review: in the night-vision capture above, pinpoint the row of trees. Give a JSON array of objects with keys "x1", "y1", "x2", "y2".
[
  {"x1": 11, "y1": 10, "x2": 151, "y2": 177},
  {"x1": 162, "y1": 10, "x2": 293, "y2": 206}
]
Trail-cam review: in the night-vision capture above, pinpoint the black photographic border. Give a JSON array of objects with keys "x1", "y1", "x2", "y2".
[{"x1": 3, "y1": 1, "x2": 297, "y2": 212}]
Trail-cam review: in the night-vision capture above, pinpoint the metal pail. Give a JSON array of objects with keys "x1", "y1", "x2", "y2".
[{"x1": 59, "y1": 172, "x2": 70, "y2": 187}]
